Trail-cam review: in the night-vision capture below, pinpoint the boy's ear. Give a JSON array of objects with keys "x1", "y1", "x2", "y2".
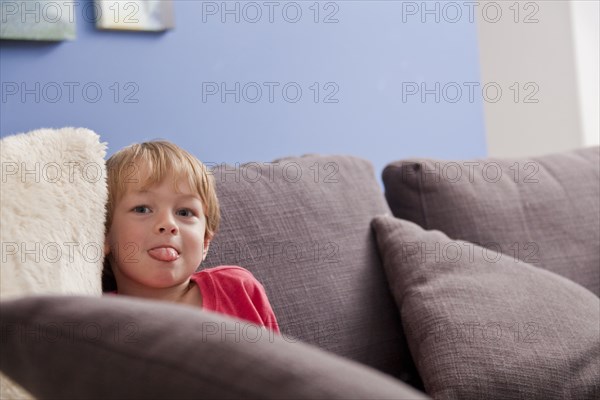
[
  {"x1": 104, "y1": 238, "x2": 111, "y2": 256},
  {"x1": 202, "y1": 238, "x2": 211, "y2": 261}
]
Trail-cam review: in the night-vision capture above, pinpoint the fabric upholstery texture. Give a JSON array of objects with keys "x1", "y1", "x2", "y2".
[
  {"x1": 382, "y1": 146, "x2": 600, "y2": 297},
  {"x1": 372, "y1": 215, "x2": 600, "y2": 400},
  {"x1": 202, "y1": 155, "x2": 422, "y2": 387},
  {"x1": 0, "y1": 295, "x2": 430, "y2": 400}
]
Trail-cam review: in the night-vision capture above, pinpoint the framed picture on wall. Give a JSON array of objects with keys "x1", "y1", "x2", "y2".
[
  {"x1": 95, "y1": 0, "x2": 175, "y2": 31},
  {"x1": 0, "y1": 0, "x2": 76, "y2": 41}
]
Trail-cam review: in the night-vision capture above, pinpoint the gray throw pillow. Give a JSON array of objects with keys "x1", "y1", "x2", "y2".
[
  {"x1": 371, "y1": 215, "x2": 600, "y2": 400},
  {"x1": 0, "y1": 295, "x2": 430, "y2": 400},
  {"x1": 203, "y1": 155, "x2": 421, "y2": 386},
  {"x1": 382, "y1": 147, "x2": 600, "y2": 297}
]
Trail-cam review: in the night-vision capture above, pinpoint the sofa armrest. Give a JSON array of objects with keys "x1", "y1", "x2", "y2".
[{"x1": 0, "y1": 295, "x2": 430, "y2": 400}]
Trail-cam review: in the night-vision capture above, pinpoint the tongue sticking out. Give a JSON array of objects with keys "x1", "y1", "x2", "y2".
[{"x1": 148, "y1": 247, "x2": 179, "y2": 262}]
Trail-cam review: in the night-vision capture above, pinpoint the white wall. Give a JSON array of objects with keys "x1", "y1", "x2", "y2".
[
  {"x1": 478, "y1": 0, "x2": 598, "y2": 157},
  {"x1": 571, "y1": 0, "x2": 600, "y2": 147}
]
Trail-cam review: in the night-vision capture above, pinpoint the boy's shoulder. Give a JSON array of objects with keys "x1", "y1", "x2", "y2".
[{"x1": 193, "y1": 265, "x2": 258, "y2": 286}]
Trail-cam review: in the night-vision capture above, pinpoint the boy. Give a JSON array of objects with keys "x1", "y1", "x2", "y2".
[{"x1": 102, "y1": 140, "x2": 279, "y2": 333}]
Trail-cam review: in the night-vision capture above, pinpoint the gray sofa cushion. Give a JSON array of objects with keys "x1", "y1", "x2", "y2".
[
  {"x1": 372, "y1": 215, "x2": 600, "y2": 399},
  {"x1": 0, "y1": 295, "x2": 430, "y2": 400},
  {"x1": 203, "y1": 155, "x2": 421, "y2": 387},
  {"x1": 382, "y1": 147, "x2": 600, "y2": 297}
]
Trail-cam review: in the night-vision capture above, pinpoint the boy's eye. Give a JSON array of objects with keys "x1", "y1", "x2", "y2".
[
  {"x1": 132, "y1": 206, "x2": 151, "y2": 214},
  {"x1": 177, "y1": 208, "x2": 195, "y2": 217}
]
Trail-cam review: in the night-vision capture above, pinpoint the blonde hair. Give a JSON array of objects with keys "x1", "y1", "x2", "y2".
[{"x1": 104, "y1": 140, "x2": 220, "y2": 240}]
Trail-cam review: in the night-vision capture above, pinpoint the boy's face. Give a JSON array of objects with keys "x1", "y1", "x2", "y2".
[{"x1": 105, "y1": 176, "x2": 210, "y2": 290}]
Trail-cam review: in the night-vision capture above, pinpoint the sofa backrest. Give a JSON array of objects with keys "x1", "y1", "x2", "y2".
[
  {"x1": 202, "y1": 155, "x2": 422, "y2": 388},
  {"x1": 383, "y1": 146, "x2": 600, "y2": 297}
]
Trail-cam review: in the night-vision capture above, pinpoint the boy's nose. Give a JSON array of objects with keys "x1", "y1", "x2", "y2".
[
  {"x1": 158, "y1": 225, "x2": 178, "y2": 234},
  {"x1": 156, "y1": 214, "x2": 178, "y2": 235}
]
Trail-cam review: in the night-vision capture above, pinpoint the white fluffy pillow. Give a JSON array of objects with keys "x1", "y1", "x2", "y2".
[
  {"x1": 0, "y1": 127, "x2": 107, "y2": 299},
  {"x1": 1, "y1": 127, "x2": 108, "y2": 399}
]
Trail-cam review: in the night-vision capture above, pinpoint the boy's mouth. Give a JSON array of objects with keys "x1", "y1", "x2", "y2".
[{"x1": 148, "y1": 246, "x2": 180, "y2": 262}]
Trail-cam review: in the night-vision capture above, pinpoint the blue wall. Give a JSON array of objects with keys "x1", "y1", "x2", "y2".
[{"x1": 1, "y1": 0, "x2": 486, "y2": 183}]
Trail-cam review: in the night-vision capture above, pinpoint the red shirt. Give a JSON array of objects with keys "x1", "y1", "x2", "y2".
[
  {"x1": 108, "y1": 266, "x2": 280, "y2": 334},
  {"x1": 192, "y1": 266, "x2": 280, "y2": 334}
]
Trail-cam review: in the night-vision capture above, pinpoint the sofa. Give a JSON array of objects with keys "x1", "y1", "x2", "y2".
[{"x1": 1, "y1": 128, "x2": 598, "y2": 399}]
